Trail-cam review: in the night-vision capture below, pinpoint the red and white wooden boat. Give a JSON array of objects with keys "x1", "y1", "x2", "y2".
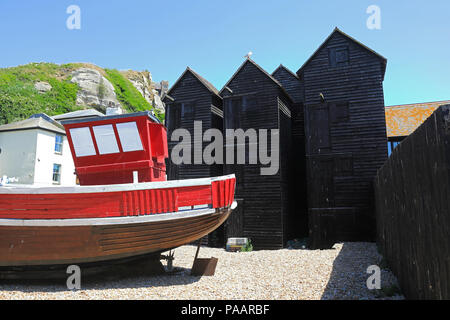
[{"x1": 0, "y1": 111, "x2": 236, "y2": 267}]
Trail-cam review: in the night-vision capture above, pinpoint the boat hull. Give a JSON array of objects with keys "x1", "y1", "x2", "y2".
[
  {"x1": 0, "y1": 174, "x2": 236, "y2": 267},
  {"x1": 0, "y1": 206, "x2": 232, "y2": 267}
]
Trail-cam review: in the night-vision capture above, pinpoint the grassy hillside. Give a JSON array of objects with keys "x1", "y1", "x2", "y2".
[
  {"x1": 0, "y1": 62, "x2": 163, "y2": 125},
  {"x1": 104, "y1": 68, "x2": 163, "y2": 120},
  {"x1": 0, "y1": 63, "x2": 81, "y2": 124}
]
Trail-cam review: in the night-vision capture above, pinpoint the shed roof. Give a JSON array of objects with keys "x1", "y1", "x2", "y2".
[
  {"x1": 166, "y1": 67, "x2": 221, "y2": 99},
  {"x1": 219, "y1": 58, "x2": 294, "y2": 103},
  {"x1": 296, "y1": 27, "x2": 387, "y2": 79},
  {"x1": 385, "y1": 100, "x2": 450, "y2": 138},
  {"x1": 0, "y1": 117, "x2": 66, "y2": 135},
  {"x1": 272, "y1": 64, "x2": 299, "y2": 80}
]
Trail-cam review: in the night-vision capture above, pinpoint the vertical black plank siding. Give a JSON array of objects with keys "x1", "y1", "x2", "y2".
[
  {"x1": 272, "y1": 66, "x2": 308, "y2": 238},
  {"x1": 163, "y1": 68, "x2": 224, "y2": 246},
  {"x1": 221, "y1": 59, "x2": 295, "y2": 250},
  {"x1": 298, "y1": 29, "x2": 388, "y2": 248},
  {"x1": 162, "y1": 28, "x2": 390, "y2": 251},
  {"x1": 375, "y1": 105, "x2": 450, "y2": 299}
]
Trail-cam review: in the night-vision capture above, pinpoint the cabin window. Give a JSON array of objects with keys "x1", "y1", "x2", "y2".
[
  {"x1": 54, "y1": 134, "x2": 63, "y2": 154},
  {"x1": 52, "y1": 163, "x2": 61, "y2": 184},
  {"x1": 116, "y1": 122, "x2": 144, "y2": 152},
  {"x1": 330, "y1": 102, "x2": 349, "y2": 123},
  {"x1": 167, "y1": 104, "x2": 181, "y2": 131},
  {"x1": 225, "y1": 98, "x2": 242, "y2": 129},
  {"x1": 69, "y1": 127, "x2": 97, "y2": 157},
  {"x1": 92, "y1": 124, "x2": 120, "y2": 155},
  {"x1": 181, "y1": 102, "x2": 195, "y2": 120},
  {"x1": 329, "y1": 47, "x2": 349, "y2": 67},
  {"x1": 242, "y1": 95, "x2": 258, "y2": 113}
]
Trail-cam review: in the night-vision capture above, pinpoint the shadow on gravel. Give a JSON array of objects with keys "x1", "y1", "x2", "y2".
[
  {"x1": 321, "y1": 242, "x2": 355, "y2": 300},
  {"x1": 321, "y1": 242, "x2": 383, "y2": 300},
  {"x1": 320, "y1": 242, "x2": 404, "y2": 300},
  {"x1": 0, "y1": 255, "x2": 202, "y2": 293}
]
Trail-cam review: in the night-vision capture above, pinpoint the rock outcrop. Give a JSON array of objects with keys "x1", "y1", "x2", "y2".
[
  {"x1": 153, "y1": 80, "x2": 169, "y2": 111},
  {"x1": 34, "y1": 81, "x2": 52, "y2": 93},
  {"x1": 70, "y1": 67, "x2": 120, "y2": 111},
  {"x1": 121, "y1": 70, "x2": 166, "y2": 113}
]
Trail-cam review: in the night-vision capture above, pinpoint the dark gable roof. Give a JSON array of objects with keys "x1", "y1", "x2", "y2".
[
  {"x1": 188, "y1": 68, "x2": 220, "y2": 97},
  {"x1": 272, "y1": 64, "x2": 299, "y2": 80},
  {"x1": 219, "y1": 58, "x2": 294, "y2": 103},
  {"x1": 296, "y1": 27, "x2": 387, "y2": 79},
  {"x1": 166, "y1": 67, "x2": 221, "y2": 99}
]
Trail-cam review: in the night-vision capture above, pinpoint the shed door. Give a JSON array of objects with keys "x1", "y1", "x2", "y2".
[
  {"x1": 307, "y1": 157, "x2": 334, "y2": 208},
  {"x1": 305, "y1": 104, "x2": 330, "y2": 154}
]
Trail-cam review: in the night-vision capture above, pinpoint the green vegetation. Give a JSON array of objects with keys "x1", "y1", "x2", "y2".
[
  {"x1": 0, "y1": 63, "x2": 81, "y2": 124},
  {"x1": 98, "y1": 77, "x2": 106, "y2": 100},
  {"x1": 240, "y1": 239, "x2": 253, "y2": 252},
  {"x1": 104, "y1": 68, "x2": 164, "y2": 120}
]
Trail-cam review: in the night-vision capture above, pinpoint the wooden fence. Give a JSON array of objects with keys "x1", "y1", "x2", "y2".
[{"x1": 374, "y1": 104, "x2": 450, "y2": 299}]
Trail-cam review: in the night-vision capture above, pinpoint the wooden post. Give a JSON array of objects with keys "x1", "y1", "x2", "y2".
[
  {"x1": 191, "y1": 239, "x2": 218, "y2": 276},
  {"x1": 193, "y1": 239, "x2": 201, "y2": 261}
]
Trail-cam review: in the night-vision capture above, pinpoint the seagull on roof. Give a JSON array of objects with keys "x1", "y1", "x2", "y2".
[
  {"x1": 319, "y1": 92, "x2": 325, "y2": 103},
  {"x1": 244, "y1": 51, "x2": 253, "y2": 59}
]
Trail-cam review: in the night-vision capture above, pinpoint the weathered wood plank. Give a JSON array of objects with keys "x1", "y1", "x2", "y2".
[
  {"x1": 300, "y1": 30, "x2": 388, "y2": 249},
  {"x1": 375, "y1": 104, "x2": 450, "y2": 299}
]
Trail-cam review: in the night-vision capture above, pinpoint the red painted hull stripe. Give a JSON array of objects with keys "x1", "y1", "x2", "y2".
[{"x1": 0, "y1": 178, "x2": 235, "y2": 220}]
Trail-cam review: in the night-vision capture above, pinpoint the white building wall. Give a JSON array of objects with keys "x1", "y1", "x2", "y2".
[
  {"x1": 0, "y1": 130, "x2": 38, "y2": 184},
  {"x1": 34, "y1": 129, "x2": 76, "y2": 186},
  {"x1": 60, "y1": 135, "x2": 76, "y2": 185}
]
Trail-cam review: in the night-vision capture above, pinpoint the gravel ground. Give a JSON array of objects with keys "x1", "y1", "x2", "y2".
[{"x1": 0, "y1": 242, "x2": 404, "y2": 300}]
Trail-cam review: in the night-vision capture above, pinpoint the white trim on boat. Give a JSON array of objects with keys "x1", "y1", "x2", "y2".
[
  {"x1": 0, "y1": 174, "x2": 235, "y2": 195},
  {"x1": 0, "y1": 207, "x2": 218, "y2": 227}
]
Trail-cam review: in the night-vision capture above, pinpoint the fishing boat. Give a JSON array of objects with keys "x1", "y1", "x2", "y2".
[{"x1": 0, "y1": 111, "x2": 236, "y2": 267}]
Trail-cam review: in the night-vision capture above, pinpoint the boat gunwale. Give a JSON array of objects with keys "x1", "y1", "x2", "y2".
[{"x1": 0, "y1": 174, "x2": 235, "y2": 195}]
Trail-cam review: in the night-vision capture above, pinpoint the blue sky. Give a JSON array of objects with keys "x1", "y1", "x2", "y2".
[{"x1": 0, "y1": 0, "x2": 449, "y2": 106}]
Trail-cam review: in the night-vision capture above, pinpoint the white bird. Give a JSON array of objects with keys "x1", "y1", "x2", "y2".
[
  {"x1": 319, "y1": 92, "x2": 325, "y2": 103},
  {"x1": 244, "y1": 51, "x2": 253, "y2": 59}
]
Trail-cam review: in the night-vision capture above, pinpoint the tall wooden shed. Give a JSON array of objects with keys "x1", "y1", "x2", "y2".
[
  {"x1": 163, "y1": 67, "x2": 224, "y2": 246},
  {"x1": 221, "y1": 58, "x2": 295, "y2": 250},
  {"x1": 297, "y1": 28, "x2": 388, "y2": 248},
  {"x1": 272, "y1": 65, "x2": 308, "y2": 237}
]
